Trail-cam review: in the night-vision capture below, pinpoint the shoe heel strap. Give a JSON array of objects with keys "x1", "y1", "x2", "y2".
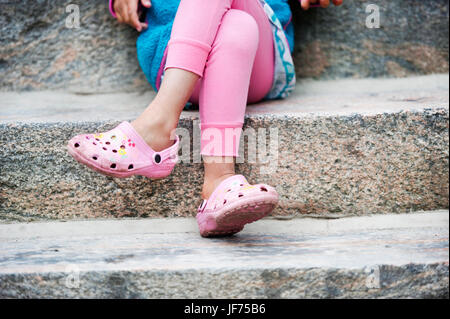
[{"x1": 157, "y1": 134, "x2": 180, "y2": 164}]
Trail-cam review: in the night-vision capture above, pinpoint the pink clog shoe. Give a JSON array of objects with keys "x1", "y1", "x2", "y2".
[
  {"x1": 67, "y1": 121, "x2": 179, "y2": 179},
  {"x1": 196, "y1": 175, "x2": 279, "y2": 237}
]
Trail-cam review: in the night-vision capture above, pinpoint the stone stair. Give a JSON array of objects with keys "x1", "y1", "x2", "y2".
[
  {"x1": 0, "y1": 75, "x2": 449, "y2": 298},
  {"x1": 1, "y1": 0, "x2": 448, "y2": 92},
  {"x1": 1, "y1": 0, "x2": 449, "y2": 300},
  {"x1": 0, "y1": 211, "x2": 447, "y2": 298},
  {"x1": 0, "y1": 75, "x2": 448, "y2": 222}
]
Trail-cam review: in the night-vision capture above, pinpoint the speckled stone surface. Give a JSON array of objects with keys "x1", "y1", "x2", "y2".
[
  {"x1": 292, "y1": 0, "x2": 449, "y2": 79},
  {"x1": 0, "y1": 213, "x2": 448, "y2": 298},
  {"x1": 0, "y1": 0, "x2": 448, "y2": 92},
  {"x1": 0, "y1": 76, "x2": 448, "y2": 221},
  {"x1": 2, "y1": 265, "x2": 448, "y2": 299}
]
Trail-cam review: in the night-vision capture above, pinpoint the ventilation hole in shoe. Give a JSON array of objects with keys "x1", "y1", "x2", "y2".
[
  {"x1": 110, "y1": 163, "x2": 116, "y2": 169},
  {"x1": 105, "y1": 141, "x2": 110, "y2": 145},
  {"x1": 92, "y1": 156, "x2": 98, "y2": 161},
  {"x1": 240, "y1": 184, "x2": 244, "y2": 187},
  {"x1": 95, "y1": 138, "x2": 100, "y2": 141},
  {"x1": 154, "y1": 154, "x2": 161, "y2": 164},
  {"x1": 112, "y1": 149, "x2": 117, "y2": 153},
  {"x1": 128, "y1": 164, "x2": 134, "y2": 170},
  {"x1": 74, "y1": 143, "x2": 80, "y2": 148},
  {"x1": 227, "y1": 189, "x2": 231, "y2": 192},
  {"x1": 92, "y1": 142, "x2": 97, "y2": 145},
  {"x1": 238, "y1": 193, "x2": 244, "y2": 198},
  {"x1": 85, "y1": 136, "x2": 90, "y2": 140},
  {"x1": 223, "y1": 199, "x2": 227, "y2": 205},
  {"x1": 260, "y1": 186, "x2": 268, "y2": 192},
  {"x1": 102, "y1": 147, "x2": 107, "y2": 151},
  {"x1": 120, "y1": 145, "x2": 126, "y2": 149}
]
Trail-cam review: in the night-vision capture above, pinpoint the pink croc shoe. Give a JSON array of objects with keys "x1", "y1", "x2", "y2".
[
  {"x1": 67, "y1": 121, "x2": 179, "y2": 179},
  {"x1": 196, "y1": 175, "x2": 278, "y2": 237}
]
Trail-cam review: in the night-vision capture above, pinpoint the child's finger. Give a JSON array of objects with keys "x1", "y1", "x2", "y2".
[
  {"x1": 121, "y1": 9, "x2": 129, "y2": 24},
  {"x1": 116, "y1": 10, "x2": 123, "y2": 23},
  {"x1": 121, "y1": 3, "x2": 131, "y2": 24},
  {"x1": 128, "y1": 1, "x2": 142, "y2": 31},
  {"x1": 114, "y1": 1, "x2": 125, "y2": 23},
  {"x1": 140, "y1": 22, "x2": 148, "y2": 30},
  {"x1": 130, "y1": 13, "x2": 142, "y2": 31},
  {"x1": 320, "y1": 0, "x2": 330, "y2": 7},
  {"x1": 301, "y1": 0, "x2": 310, "y2": 10},
  {"x1": 140, "y1": 0, "x2": 151, "y2": 8},
  {"x1": 332, "y1": 0, "x2": 343, "y2": 5}
]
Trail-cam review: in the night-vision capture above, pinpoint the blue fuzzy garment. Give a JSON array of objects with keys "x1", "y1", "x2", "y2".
[{"x1": 136, "y1": 0, "x2": 294, "y2": 91}]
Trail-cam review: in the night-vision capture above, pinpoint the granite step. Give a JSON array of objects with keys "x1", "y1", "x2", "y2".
[
  {"x1": 0, "y1": 211, "x2": 448, "y2": 298},
  {"x1": 0, "y1": 75, "x2": 449, "y2": 222},
  {"x1": 1, "y1": 0, "x2": 448, "y2": 92}
]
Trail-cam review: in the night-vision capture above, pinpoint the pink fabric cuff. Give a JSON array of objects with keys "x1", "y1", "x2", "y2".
[
  {"x1": 164, "y1": 38, "x2": 212, "y2": 77},
  {"x1": 200, "y1": 124, "x2": 244, "y2": 157},
  {"x1": 109, "y1": 0, "x2": 117, "y2": 18}
]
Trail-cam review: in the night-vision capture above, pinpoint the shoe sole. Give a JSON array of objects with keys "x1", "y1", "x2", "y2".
[{"x1": 197, "y1": 194, "x2": 278, "y2": 237}]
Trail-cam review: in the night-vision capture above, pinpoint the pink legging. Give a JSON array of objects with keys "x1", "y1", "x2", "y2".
[{"x1": 164, "y1": 0, "x2": 275, "y2": 157}]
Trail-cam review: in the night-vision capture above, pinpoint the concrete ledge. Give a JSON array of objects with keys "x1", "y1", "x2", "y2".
[
  {"x1": 0, "y1": 212, "x2": 448, "y2": 298},
  {"x1": 1, "y1": 75, "x2": 449, "y2": 123},
  {"x1": 0, "y1": 75, "x2": 448, "y2": 221},
  {"x1": 0, "y1": 210, "x2": 447, "y2": 239}
]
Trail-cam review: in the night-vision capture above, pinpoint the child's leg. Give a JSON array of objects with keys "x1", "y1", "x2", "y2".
[
  {"x1": 195, "y1": 9, "x2": 279, "y2": 235},
  {"x1": 132, "y1": 0, "x2": 274, "y2": 156},
  {"x1": 68, "y1": 0, "x2": 275, "y2": 186},
  {"x1": 132, "y1": 68, "x2": 199, "y2": 152},
  {"x1": 131, "y1": 0, "x2": 234, "y2": 151},
  {"x1": 195, "y1": 9, "x2": 260, "y2": 199},
  {"x1": 185, "y1": 5, "x2": 275, "y2": 199}
]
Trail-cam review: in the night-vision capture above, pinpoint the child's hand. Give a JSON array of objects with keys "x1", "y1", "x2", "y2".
[
  {"x1": 114, "y1": 0, "x2": 151, "y2": 32},
  {"x1": 300, "y1": 0, "x2": 343, "y2": 10}
]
